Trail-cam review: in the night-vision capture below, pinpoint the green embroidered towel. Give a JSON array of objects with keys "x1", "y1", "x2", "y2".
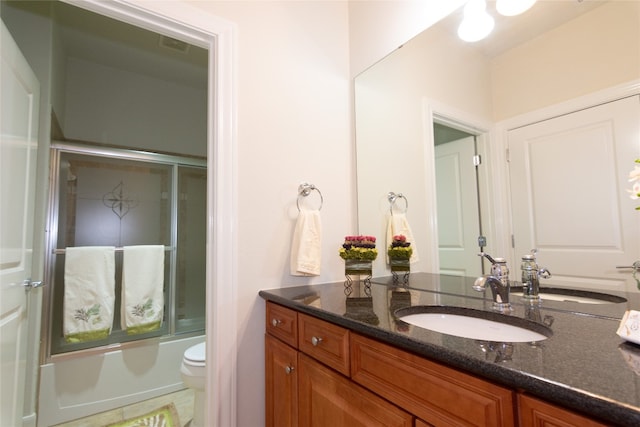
[
  {"x1": 121, "y1": 245, "x2": 165, "y2": 335},
  {"x1": 64, "y1": 246, "x2": 115, "y2": 343}
]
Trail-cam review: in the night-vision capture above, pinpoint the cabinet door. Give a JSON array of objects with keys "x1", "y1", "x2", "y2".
[
  {"x1": 298, "y1": 353, "x2": 413, "y2": 427},
  {"x1": 518, "y1": 394, "x2": 607, "y2": 427},
  {"x1": 351, "y1": 333, "x2": 515, "y2": 426},
  {"x1": 265, "y1": 334, "x2": 298, "y2": 427}
]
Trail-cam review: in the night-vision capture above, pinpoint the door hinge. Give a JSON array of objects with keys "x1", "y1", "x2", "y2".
[
  {"x1": 505, "y1": 148, "x2": 510, "y2": 163},
  {"x1": 473, "y1": 154, "x2": 481, "y2": 166},
  {"x1": 478, "y1": 236, "x2": 487, "y2": 248},
  {"x1": 511, "y1": 234, "x2": 515, "y2": 248}
]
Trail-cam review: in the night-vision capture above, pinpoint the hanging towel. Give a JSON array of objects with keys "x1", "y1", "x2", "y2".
[
  {"x1": 64, "y1": 246, "x2": 116, "y2": 343},
  {"x1": 290, "y1": 210, "x2": 322, "y2": 276},
  {"x1": 386, "y1": 213, "x2": 420, "y2": 264},
  {"x1": 122, "y1": 245, "x2": 165, "y2": 335}
]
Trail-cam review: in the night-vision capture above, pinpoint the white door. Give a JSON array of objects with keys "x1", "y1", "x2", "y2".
[
  {"x1": 508, "y1": 95, "x2": 640, "y2": 292},
  {"x1": 435, "y1": 136, "x2": 483, "y2": 277},
  {"x1": 1, "y1": 21, "x2": 41, "y2": 426}
]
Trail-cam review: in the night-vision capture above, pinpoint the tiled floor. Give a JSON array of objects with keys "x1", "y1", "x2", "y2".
[{"x1": 51, "y1": 389, "x2": 194, "y2": 427}]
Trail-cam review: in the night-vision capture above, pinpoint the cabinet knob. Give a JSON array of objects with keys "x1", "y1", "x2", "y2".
[
  {"x1": 311, "y1": 336, "x2": 323, "y2": 346},
  {"x1": 284, "y1": 365, "x2": 295, "y2": 374},
  {"x1": 271, "y1": 318, "x2": 282, "y2": 327}
]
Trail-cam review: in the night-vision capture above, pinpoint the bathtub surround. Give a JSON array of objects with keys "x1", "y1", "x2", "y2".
[
  {"x1": 63, "y1": 246, "x2": 116, "y2": 343},
  {"x1": 121, "y1": 245, "x2": 165, "y2": 335}
]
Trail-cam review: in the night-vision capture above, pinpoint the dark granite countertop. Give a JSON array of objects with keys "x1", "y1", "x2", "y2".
[{"x1": 259, "y1": 273, "x2": 640, "y2": 426}]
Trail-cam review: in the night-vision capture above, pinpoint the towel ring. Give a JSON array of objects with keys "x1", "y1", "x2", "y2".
[
  {"x1": 388, "y1": 192, "x2": 408, "y2": 215},
  {"x1": 297, "y1": 182, "x2": 323, "y2": 211}
]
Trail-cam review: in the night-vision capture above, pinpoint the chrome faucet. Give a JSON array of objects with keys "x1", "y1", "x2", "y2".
[
  {"x1": 473, "y1": 253, "x2": 512, "y2": 312},
  {"x1": 520, "y1": 249, "x2": 551, "y2": 301}
]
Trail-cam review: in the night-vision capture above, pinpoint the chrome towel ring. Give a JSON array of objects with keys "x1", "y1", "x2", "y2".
[
  {"x1": 297, "y1": 182, "x2": 323, "y2": 211},
  {"x1": 388, "y1": 192, "x2": 408, "y2": 214}
]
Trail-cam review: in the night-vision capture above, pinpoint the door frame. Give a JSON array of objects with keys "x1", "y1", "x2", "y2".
[
  {"x1": 49, "y1": 1, "x2": 237, "y2": 426},
  {"x1": 494, "y1": 79, "x2": 640, "y2": 270},
  {"x1": 422, "y1": 98, "x2": 496, "y2": 274}
]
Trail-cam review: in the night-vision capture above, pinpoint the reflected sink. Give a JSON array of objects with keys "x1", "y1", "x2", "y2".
[
  {"x1": 395, "y1": 306, "x2": 552, "y2": 343},
  {"x1": 510, "y1": 286, "x2": 627, "y2": 305}
]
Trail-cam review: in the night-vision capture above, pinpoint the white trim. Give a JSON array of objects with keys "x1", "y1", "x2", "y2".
[
  {"x1": 55, "y1": 2, "x2": 237, "y2": 426},
  {"x1": 494, "y1": 80, "x2": 640, "y2": 268},
  {"x1": 499, "y1": 80, "x2": 640, "y2": 131}
]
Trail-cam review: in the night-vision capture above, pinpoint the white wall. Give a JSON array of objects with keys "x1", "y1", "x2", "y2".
[
  {"x1": 63, "y1": 57, "x2": 207, "y2": 156},
  {"x1": 491, "y1": 1, "x2": 640, "y2": 120},
  {"x1": 348, "y1": 0, "x2": 465, "y2": 77},
  {"x1": 186, "y1": 2, "x2": 353, "y2": 426}
]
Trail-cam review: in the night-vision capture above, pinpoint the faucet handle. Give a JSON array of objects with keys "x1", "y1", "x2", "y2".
[{"x1": 539, "y1": 267, "x2": 552, "y2": 279}]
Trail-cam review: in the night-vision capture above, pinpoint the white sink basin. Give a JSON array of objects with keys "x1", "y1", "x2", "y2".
[
  {"x1": 510, "y1": 287, "x2": 627, "y2": 305},
  {"x1": 396, "y1": 306, "x2": 551, "y2": 343}
]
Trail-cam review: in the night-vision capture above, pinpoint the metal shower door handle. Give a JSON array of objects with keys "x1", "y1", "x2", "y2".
[{"x1": 23, "y1": 279, "x2": 45, "y2": 291}]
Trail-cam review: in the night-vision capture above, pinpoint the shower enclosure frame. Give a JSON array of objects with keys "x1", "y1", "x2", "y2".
[{"x1": 40, "y1": 141, "x2": 207, "y2": 363}]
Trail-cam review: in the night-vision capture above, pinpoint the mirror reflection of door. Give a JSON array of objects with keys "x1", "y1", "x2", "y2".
[
  {"x1": 508, "y1": 95, "x2": 640, "y2": 292},
  {"x1": 434, "y1": 123, "x2": 483, "y2": 277}
]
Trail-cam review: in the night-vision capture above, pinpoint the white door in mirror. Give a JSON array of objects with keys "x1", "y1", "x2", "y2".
[{"x1": 508, "y1": 96, "x2": 640, "y2": 292}]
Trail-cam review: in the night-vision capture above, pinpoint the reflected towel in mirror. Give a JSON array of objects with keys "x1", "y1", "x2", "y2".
[{"x1": 386, "y1": 213, "x2": 419, "y2": 264}]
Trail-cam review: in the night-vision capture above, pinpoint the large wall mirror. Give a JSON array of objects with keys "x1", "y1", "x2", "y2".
[{"x1": 355, "y1": 0, "x2": 639, "y2": 291}]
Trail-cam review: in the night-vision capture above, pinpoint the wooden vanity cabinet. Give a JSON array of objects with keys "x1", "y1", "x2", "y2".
[
  {"x1": 517, "y1": 394, "x2": 608, "y2": 427},
  {"x1": 265, "y1": 302, "x2": 412, "y2": 427},
  {"x1": 265, "y1": 301, "x2": 608, "y2": 427}
]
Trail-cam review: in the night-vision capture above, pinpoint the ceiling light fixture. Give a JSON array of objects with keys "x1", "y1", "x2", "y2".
[
  {"x1": 457, "y1": 0, "x2": 495, "y2": 42},
  {"x1": 496, "y1": 0, "x2": 537, "y2": 17}
]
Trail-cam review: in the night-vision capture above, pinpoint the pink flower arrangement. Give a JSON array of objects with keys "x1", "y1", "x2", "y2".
[
  {"x1": 629, "y1": 159, "x2": 640, "y2": 211},
  {"x1": 340, "y1": 235, "x2": 378, "y2": 260}
]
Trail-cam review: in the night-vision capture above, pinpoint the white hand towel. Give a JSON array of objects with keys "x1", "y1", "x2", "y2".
[
  {"x1": 290, "y1": 210, "x2": 322, "y2": 276},
  {"x1": 386, "y1": 213, "x2": 420, "y2": 264},
  {"x1": 121, "y1": 245, "x2": 165, "y2": 335},
  {"x1": 64, "y1": 246, "x2": 115, "y2": 343}
]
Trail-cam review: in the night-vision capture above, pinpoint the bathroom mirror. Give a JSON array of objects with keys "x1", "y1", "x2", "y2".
[{"x1": 355, "y1": 0, "x2": 639, "y2": 287}]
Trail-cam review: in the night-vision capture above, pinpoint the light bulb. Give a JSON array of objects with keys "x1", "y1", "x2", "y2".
[
  {"x1": 458, "y1": 0, "x2": 495, "y2": 43},
  {"x1": 496, "y1": 0, "x2": 537, "y2": 17}
]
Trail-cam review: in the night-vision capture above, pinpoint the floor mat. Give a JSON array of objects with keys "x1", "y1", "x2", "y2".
[{"x1": 104, "y1": 403, "x2": 181, "y2": 427}]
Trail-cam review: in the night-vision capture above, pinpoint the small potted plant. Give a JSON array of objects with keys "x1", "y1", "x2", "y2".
[
  {"x1": 339, "y1": 235, "x2": 377, "y2": 277},
  {"x1": 388, "y1": 235, "x2": 412, "y2": 281}
]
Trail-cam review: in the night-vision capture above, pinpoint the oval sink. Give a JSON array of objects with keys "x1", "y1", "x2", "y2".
[
  {"x1": 510, "y1": 286, "x2": 627, "y2": 305},
  {"x1": 395, "y1": 306, "x2": 552, "y2": 342}
]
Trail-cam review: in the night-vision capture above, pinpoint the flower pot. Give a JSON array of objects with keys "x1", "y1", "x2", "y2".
[
  {"x1": 344, "y1": 259, "x2": 373, "y2": 276},
  {"x1": 390, "y1": 258, "x2": 410, "y2": 272}
]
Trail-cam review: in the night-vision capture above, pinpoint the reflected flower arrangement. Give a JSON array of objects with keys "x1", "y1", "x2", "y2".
[{"x1": 629, "y1": 159, "x2": 640, "y2": 211}]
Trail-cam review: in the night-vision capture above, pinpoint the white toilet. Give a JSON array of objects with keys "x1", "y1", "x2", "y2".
[{"x1": 180, "y1": 341, "x2": 206, "y2": 427}]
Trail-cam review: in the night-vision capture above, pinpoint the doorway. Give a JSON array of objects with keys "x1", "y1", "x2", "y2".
[
  {"x1": 1, "y1": 1, "x2": 236, "y2": 426},
  {"x1": 432, "y1": 119, "x2": 487, "y2": 277}
]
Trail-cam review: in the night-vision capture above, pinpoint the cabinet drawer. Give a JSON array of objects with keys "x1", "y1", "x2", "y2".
[
  {"x1": 298, "y1": 313, "x2": 350, "y2": 376},
  {"x1": 266, "y1": 302, "x2": 298, "y2": 348},
  {"x1": 351, "y1": 333, "x2": 515, "y2": 427}
]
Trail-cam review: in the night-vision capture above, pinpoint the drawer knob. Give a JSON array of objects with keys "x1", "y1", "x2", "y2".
[
  {"x1": 285, "y1": 365, "x2": 295, "y2": 374},
  {"x1": 311, "y1": 336, "x2": 323, "y2": 346},
  {"x1": 271, "y1": 318, "x2": 282, "y2": 327}
]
